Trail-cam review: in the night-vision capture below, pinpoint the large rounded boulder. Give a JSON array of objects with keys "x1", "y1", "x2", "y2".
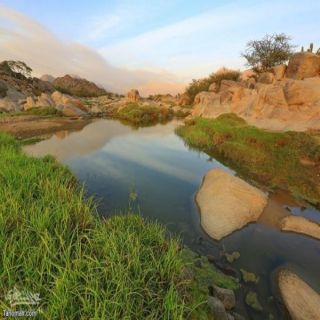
[
  {"x1": 286, "y1": 52, "x2": 320, "y2": 80},
  {"x1": 196, "y1": 168, "x2": 268, "y2": 240}
]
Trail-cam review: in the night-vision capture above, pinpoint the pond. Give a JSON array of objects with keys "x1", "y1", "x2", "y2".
[{"x1": 24, "y1": 119, "x2": 320, "y2": 319}]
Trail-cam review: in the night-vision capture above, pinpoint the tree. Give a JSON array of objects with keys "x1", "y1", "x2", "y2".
[
  {"x1": 242, "y1": 33, "x2": 295, "y2": 71},
  {"x1": 5, "y1": 60, "x2": 32, "y2": 78}
]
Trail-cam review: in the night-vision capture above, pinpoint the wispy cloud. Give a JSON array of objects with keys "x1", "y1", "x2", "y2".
[
  {"x1": 99, "y1": 0, "x2": 320, "y2": 79},
  {"x1": 0, "y1": 5, "x2": 184, "y2": 95}
]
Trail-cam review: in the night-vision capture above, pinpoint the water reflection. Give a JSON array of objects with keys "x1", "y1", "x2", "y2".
[{"x1": 24, "y1": 119, "x2": 320, "y2": 320}]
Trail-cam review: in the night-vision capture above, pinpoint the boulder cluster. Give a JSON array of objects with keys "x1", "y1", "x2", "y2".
[{"x1": 192, "y1": 52, "x2": 320, "y2": 131}]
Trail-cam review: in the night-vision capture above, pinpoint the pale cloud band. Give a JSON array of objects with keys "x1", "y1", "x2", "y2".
[{"x1": 0, "y1": 5, "x2": 185, "y2": 96}]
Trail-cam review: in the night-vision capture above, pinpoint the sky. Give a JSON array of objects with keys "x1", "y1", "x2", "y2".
[{"x1": 0, "y1": 0, "x2": 320, "y2": 95}]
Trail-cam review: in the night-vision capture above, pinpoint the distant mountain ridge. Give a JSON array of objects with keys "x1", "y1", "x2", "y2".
[
  {"x1": 53, "y1": 74, "x2": 108, "y2": 97},
  {"x1": 40, "y1": 74, "x2": 55, "y2": 83}
]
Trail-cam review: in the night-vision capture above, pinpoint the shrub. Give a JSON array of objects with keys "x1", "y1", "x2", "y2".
[
  {"x1": 117, "y1": 103, "x2": 173, "y2": 125},
  {"x1": 242, "y1": 33, "x2": 295, "y2": 71},
  {"x1": 185, "y1": 69, "x2": 240, "y2": 103}
]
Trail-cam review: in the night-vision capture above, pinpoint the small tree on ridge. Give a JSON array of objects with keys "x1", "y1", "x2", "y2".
[{"x1": 242, "y1": 33, "x2": 295, "y2": 71}]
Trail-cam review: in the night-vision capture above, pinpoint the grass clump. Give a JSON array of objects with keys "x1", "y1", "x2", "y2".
[
  {"x1": 24, "y1": 106, "x2": 62, "y2": 116},
  {"x1": 116, "y1": 103, "x2": 174, "y2": 126},
  {"x1": 0, "y1": 132, "x2": 202, "y2": 319},
  {"x1": 176, "y1": 114, "x2": 320, "y2": 205},
  {"x1": 0, "y1": 107, "x2": 62, "y2": 118}
]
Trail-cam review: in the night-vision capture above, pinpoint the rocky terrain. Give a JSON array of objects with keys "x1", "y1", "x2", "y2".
[
  {"x1": 0, "y1": 61, "x2": 190, "y2": 123},
  {"x1": 190, "y1": 52, "x2": 320, "y2": 131}
]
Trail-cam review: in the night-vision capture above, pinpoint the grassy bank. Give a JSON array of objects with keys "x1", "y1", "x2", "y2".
[
  {"x1": 176, "y1": 114, "x2": 320, "y2": 205},
  {"x1": 116, "y1": 103, "x2": 174, "y2": 126},
  {"x1": 0, "y1": 107, "x2": 62, "y2": 118},
  {"x1": 0, "y1": 132, "x2": 239, "y2": 319}
]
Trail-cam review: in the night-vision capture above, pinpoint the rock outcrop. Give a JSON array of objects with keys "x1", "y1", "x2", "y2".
[
  {"x1": 126, "y1": 89, "x2": 140, "y2": 103},
  {"x1": 191, "y1": 52, "x2": 320, "y2": 131},
  {"x1": 271, "y1": 64, "x2": 287, "y2": 80},
  {"x1": 53, "y1": 74, "x2": 107, "y2": 97},
  {"x1": 207, "y1": 296, "x2": 228, "y2": 320},
  {"x1": 0, "y1": 80, "x2": 8, "y2": 98},
  {"x1": 0, "y1": 61, "x2": 54, "y2": 97},
  {"x1": 286, "y1": 52, "x2": 320, "y2": 80},
  {"x1": 278, "y1": 269, "x2": 320, "y2": 320},
  {"x1": 196, "y1": 168, "x2": 267, "y2": 240},
  {"x1": 177, "y1": 93, "x2": 191, "y2": 106},
  {"x1": 279, "y1": 215, "x2": 320, "y2": 240}
]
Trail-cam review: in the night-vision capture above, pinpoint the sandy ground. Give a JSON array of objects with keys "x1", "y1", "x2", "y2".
[{"x1": 0, "y1": 115, "x2": 91, "y2": 138}]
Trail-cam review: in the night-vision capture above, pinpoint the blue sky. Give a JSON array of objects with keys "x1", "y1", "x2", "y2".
[{"x1": 1, "y1": 0, "x2": 320, "y2": 94}]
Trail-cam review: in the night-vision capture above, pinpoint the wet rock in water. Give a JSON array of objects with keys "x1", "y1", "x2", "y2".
[
  {"x1": 278, "y1": 269, "x2": 320, "y2": 320},
  {"x1": 245, "y1": 291, "x2": 263, "y2": 311},
  {"x1": 207, "y1": 296, "x2": 228, "y2": 320},
  {"x1": 231, "y1": 312, "x2": 246, "y2": 320},
  {"x1": 196, "y1": 168, "x2": 268, "y2": 240},
  {"x1": 213, "y1": 285, "x2": 236, "y2": 310},
  {"x1": 279, "y1": 215, "x2": 320, "y2": 240},
  {"x1": 225, "y1": 251, "x2": 241, "y2": 263},
  {"x1": 240, "y1": 269, "x2": 259, "y2": 283},
  {"x1": 227, "y1": 313, "x2": 235, "y2": 320},
  {"x1": 207, "y1": 254, "x2": 215, "y2": 263},
  {"x1": 214, "y1": 261, "x2": 239, "y2": 278}
]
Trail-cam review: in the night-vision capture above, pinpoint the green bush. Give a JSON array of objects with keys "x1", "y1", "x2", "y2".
[
  {"x1": 185, "y1": 70, "x2": 240, "y2": 103},
  {"x1": 117, "y1": 103, "x2": 174, "y2": 125},
  {"x1": 24, "y1": 107, "x2": 62, "y2": 116}
]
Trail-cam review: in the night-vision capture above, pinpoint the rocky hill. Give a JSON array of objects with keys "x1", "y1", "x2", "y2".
[
  {"x1": 0, "y1": 61, "x2": 54, "y2": 97},
  {"x1": 53, "y1": 74, "x2": 107, "y2": 97},
  {"x1": 40, "y1": 74, "x2": 55, "y2": 83}
]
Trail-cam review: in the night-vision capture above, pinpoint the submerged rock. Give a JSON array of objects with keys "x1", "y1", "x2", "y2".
[
  {"x1": 213, "y1": 285, "x2": 236, "y2": 310},
  {"x1": 279, "y1": 215, "x2": 320, "y2": 240},
  {"x1": 225, "y1": 251, "x2": 240, "y2": 263},
  {"x1": 196, "y1": 168, "x2": 267, "y2": 240},
  {"x1": 245, "y1": 291, "x2": 262, "y2": 311},
  {"x1": 207, "y1": 296, "x2": 228, "y2": 320},
  {"x1": 240, "y1": 269, "x2": 259, "y2": 283},
  {"x1": 278, "y1": 269, "x2": 320, "y2": 320}
]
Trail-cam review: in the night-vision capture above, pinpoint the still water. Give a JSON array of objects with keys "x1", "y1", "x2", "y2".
[{"x1": 24, "y1": 119, "x2": 320, "y2": 319}]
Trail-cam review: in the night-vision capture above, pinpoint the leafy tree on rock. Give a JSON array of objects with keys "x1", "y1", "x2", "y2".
[
  {"x1": 4, "y1": 60, "x2": 32, "y2": 78},
  {"x1": 242, "y1": 33, "x2": 295, "y2": 71}
]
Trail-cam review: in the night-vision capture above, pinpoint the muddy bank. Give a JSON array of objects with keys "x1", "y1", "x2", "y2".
[{"x1": 0, "y1": 115, "x2": 91, "y2": 138}]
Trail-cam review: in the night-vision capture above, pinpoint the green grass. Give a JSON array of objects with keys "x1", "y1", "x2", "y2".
[
  {"x1": 0, "y1": 107, "x2": 62, "y2": 118},
  {"x1": 0, "y1": 132, "x2": 239, "y2": 319},
  {"x1": 116, "y1": 103, "x2": 174, "y2": 126},
  {"x1": 176, "y1": 113, "x2": 320, "y2": 205},
  {"x1": 180, "y1": 249, "x2": 239, "y2": 320}
]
